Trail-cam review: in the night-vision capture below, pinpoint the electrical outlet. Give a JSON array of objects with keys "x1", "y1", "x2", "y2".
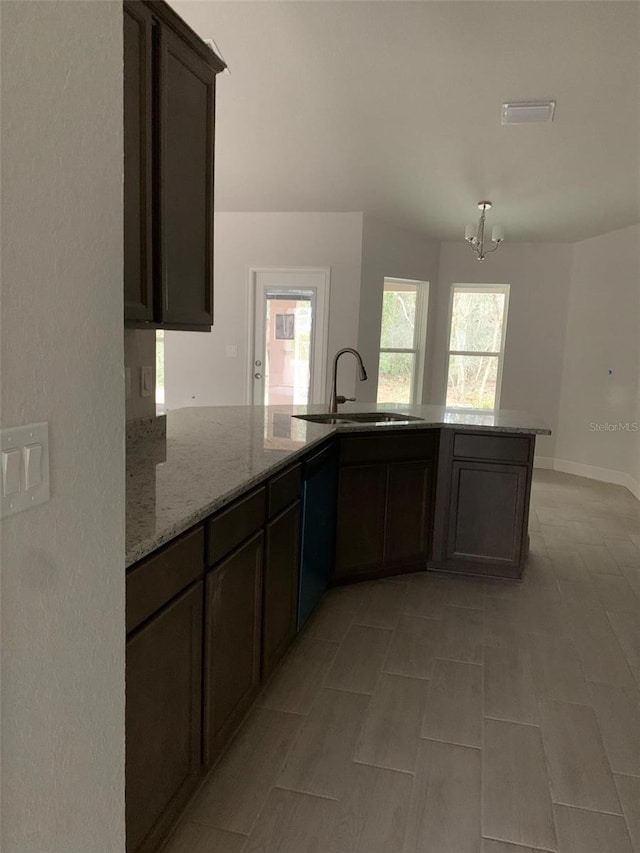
[
  {"x1": 226, "y1": 344, "x2": 238, "y2": 358},
  {"x1": 140, "y1": 366, "x2": 153, "y2": 398}
]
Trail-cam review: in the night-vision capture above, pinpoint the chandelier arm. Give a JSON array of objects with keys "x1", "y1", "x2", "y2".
[{"x1": 484, "y1": 242, "x2": 501, "y2": 255}]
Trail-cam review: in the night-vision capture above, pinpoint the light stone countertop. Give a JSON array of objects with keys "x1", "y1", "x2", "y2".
[{"x1": 126, "y1": 403, "x2": 551, "y2": 568}]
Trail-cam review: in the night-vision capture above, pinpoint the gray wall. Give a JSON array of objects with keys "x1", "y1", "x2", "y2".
[
  {"x1": 555, "y1": 224, "x2": 640, "y2": 493},
  {"x1": 357, "y1": 216, "x2": 441, "y2": 404},
  {"x1": 0, "y1": 2, "x2": 126, "y2": 850}
]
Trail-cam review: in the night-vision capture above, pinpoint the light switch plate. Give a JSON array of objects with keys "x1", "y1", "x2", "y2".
[{"x1": 1, "y1": 422, "x2": 50, "y2": 519}]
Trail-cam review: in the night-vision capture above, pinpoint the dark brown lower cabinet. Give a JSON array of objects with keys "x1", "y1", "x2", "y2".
[
  {"x1": 262, "y1": 501, "x2": 301, "y2": 679},
  {"x1": 204, "y1": 532, "x2": 263, "y2": 764},
  {"x1": 126, "y1": 582, "x2": 203, "y2": 853},
  {"x1": 334, "y1": 435, "x2": 436, "y2": 582},
  {"x1": 385, "y1": 460, "x2": 433, "y2": 567},
  {"x1": 335, "y1": 464, "x2": 387, "y2": 579},
  {"x1": 445, "y1": 460, "x2": 528, "y2": 576}
]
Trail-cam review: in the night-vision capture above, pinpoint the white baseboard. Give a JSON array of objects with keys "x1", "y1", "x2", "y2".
[
  {"x1": 552, "y1": 457, "x2": 640, "y2": 499},
  {"x1": 533, "y1": 456, "x2": 555, "y2": 470}
]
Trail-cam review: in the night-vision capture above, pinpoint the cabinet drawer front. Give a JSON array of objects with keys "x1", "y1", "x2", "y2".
[
  {"x1": 268, "y1": 463, "x2": 302, "y2": 519},
  {"x1": 339, "y1": 430, "x2": 436, "y2": 465},
  {"x1": 127, "y1": 526, "x2": 204, "y2": 634},
  {"x1": 206, "y1": 487, "x2": 266, "y2": 566},
  {"x1": 453, "y1": 433, "x2": 531, "y2": 464}
]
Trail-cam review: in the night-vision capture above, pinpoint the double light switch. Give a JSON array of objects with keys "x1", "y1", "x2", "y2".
[{"x1": 1, "y1": 422, "x2": 50, "y2": 519}]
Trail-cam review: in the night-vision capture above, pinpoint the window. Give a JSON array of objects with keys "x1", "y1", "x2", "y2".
[
  {"x1": 445, "y1": 284, "x2": 510, "y2": 410},
  {"x1": 377, "y1": 278, "x2": 429, "y2": 405}
]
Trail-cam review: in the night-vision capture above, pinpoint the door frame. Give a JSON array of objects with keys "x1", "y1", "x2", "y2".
[{"x1": 246, "y1": 267, "x2": 331, "y2": 405}]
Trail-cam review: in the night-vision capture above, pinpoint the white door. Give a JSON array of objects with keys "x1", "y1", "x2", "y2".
[{"x1": 249, "y1": 268, "x2": 330, "y2": 406}]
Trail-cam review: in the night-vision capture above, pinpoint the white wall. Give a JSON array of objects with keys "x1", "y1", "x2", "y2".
[
  {"x1": 164, "y1": 212, "x2": 364, "y2": 408},
  {"x1": 634, "y1": 369, "x2": 640, "y2": 494},
  {"x1": 357, "y1": 216, "x2": 440, "y2": 404},
  {"x1": 429, "y1": 242, "x2": 573, "y2": 460},
  {"x1": 0, "y1": 3, "x2": 125, "y2": 851},
  {"x1": 555, "y1": 224, "x2": 640, "y2": 494}
]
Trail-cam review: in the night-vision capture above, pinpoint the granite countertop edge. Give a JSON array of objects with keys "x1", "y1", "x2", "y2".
[{"x1": 126, "y1": 405, "x2": 551, "y2": 569}]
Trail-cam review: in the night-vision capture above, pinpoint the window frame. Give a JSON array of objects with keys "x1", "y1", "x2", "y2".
[
  {"x1": 377, "y1": 278, "x2": 430, "y2": 405},
  {"x1": 444, "y1": 283, "x2": 510, "y2": 411}
]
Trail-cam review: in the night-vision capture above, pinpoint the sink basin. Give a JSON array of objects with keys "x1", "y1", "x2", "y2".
[{"x1": 293, "y1": 411, "x2": 424, "y2": 426}]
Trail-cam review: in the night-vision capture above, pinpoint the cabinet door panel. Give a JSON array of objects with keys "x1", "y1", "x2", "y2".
[
  {"x1": 126, "y1": 582, "x2": 203, "y2": 853},
  {"x1": 447, "y1": 461, "x2": 527, "y2": 569},
  {"x1": 263, "y1": 502, "x2": 301, "y2": 679},
  {"x1": 335, "y1": 464, "x2": 387, "y2": 578},
  {"x1": 123, "y1": 2, "x2": 153, "y2": 323},
  {"x1": 204, "y1": 532, "x2": 263, "y2": 763},
  {"x1": 158, "y1": 26, "x2": 215, "y2": 328},
  {"x1": 385, "y1": 460, "x2": 432, "y2": 566}
]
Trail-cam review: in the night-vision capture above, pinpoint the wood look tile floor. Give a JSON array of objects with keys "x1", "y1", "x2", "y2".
[{"x1": 164, "y1": 471, "x2": 640, "y2": 853}]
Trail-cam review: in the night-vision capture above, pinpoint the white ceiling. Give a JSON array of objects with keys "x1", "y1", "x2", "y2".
[{"x1": 171, "y1": 1, "x2": 640, "y2": 242}]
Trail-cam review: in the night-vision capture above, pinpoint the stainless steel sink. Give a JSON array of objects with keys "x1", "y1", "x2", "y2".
[{"x1": 293, "y1": 411, "x2": 424, "y2": 426}]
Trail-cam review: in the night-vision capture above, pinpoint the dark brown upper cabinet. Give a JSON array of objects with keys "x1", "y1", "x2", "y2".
[
  {"x1": 124, "y1": 0, "x2": 225, "y2": 330},
  {"x1": 124, "y1": 1, "x2": 153, "y2": 321}
]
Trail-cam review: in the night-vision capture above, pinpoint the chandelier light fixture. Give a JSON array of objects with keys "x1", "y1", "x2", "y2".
[{"x1": 465, "y1": 201, "x2": 504, "y2": 261}]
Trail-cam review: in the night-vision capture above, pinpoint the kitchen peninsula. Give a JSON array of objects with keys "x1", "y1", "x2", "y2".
[
  {"x1": 125, "y1": 403, "x2": 550, "y2": 853},
  {"x1": 127, "y1": 403, "x2": 550, "y2": 572}
]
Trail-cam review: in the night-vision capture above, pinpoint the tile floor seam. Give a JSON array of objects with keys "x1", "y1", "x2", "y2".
[
  {"x1": 482, "y1": 715, "x2": 541, "y2": 729},
  {"x1": 380, "y1": 666, "x2": 432, "y2": 681},
  {"x1": 186, "y1": 817, "x2": 250, "y2": 838},
  {"x1": 270, "y1": 784, "x2": 340, "y2": 803},
  {"x1": 418, "y1": 734, "x2": 482, "y2": 750},
  {"x1": 350, "y1": 757, "x2": 416, "y2": 776},
  {"x1": 481, "y1": 835, "x2": 558, "y2": 852},
  {"x1": 550, "y1": 800, "x2": 625, "y2": 817}
]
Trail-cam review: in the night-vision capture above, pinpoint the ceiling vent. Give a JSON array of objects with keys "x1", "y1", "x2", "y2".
[{"x1": 502, "y1": 101, "x2": 556, "y2": 125}]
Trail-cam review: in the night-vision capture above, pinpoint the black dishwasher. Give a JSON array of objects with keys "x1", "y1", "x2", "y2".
[{"x1": 297, "y1": 441, "x2": 339, "y2": 630}]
